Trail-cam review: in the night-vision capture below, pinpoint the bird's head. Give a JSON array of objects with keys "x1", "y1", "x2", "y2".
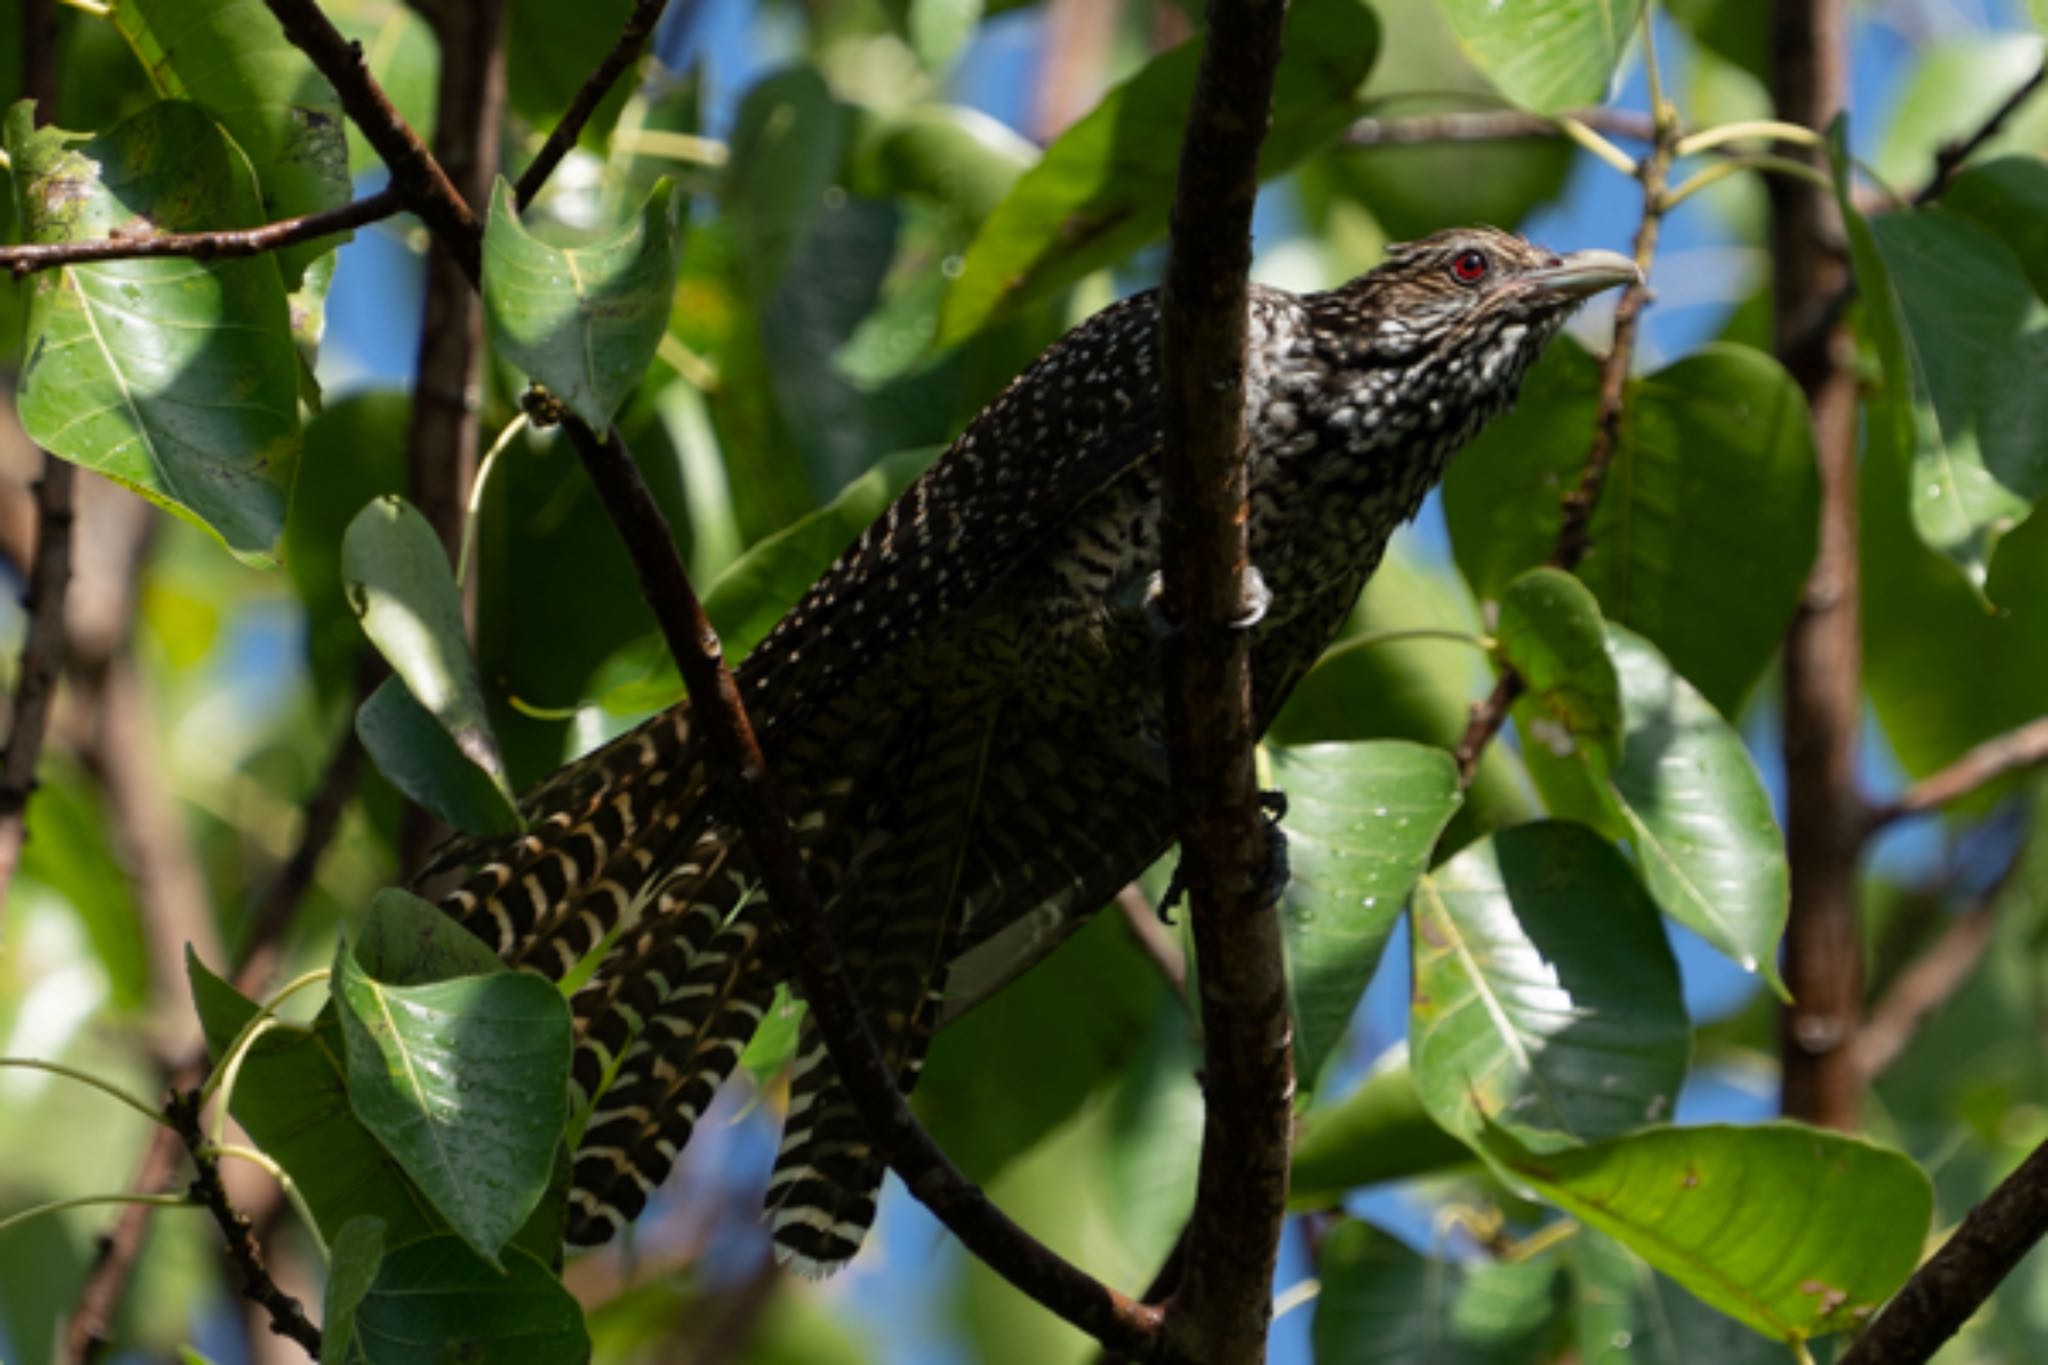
[{"x1": 1335, "y1": 224, "x2": 1639, "y2": 373}]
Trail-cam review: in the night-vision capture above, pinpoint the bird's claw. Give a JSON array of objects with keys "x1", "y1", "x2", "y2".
[
  {"x1": 1155, "y1": 787, "x2": 1291, "y2": 923},
  {"x1": 1140, "y1": 566, "x2": 1273, "y2": 639}
]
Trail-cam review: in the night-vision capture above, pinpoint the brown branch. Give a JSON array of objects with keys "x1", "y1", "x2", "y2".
[
  {"x1": 1772, "y1": 0, "x2": 1863, "y2": 1133},
  {"x1": 1450, "y1": 116, "x2": 1674, "y2": 785},
  {"x1": 1346, "y1": 106, "x2": 1656, "y2": 149},
  {"x1": 1151, "y1": 1, "x2": 1294, "y2": 1360},
  {"x1": 0, "y1": 189, "x2": 401, "y2": 280},
  {"x1": 260, "y1": 0, "x2": 482, "y2": 281},
  {"x1": 1839, "y1": 1134, "x2": 2048, "y2": 1365},
  {"x1": 561, "y1": 420, "x2": 1163, "y2": 1357},
  {"x1": 513, "y1": 0, "x2": 670, "y2": 207},
  {"x1": 163, "y1": 1090, "x2": 322, "y2": 1358},
  {"x1": 1853, "y1": 894, "x2": 1998, "y2": 1085},
  {"x1": 1865, "y1": 716, "x2": 2048, "y2": 835},
  {"x1": 0, "y1": 458, "x2": 74, "y2": 900},
  {"x1": 1912, "y1": 59, "x2": 2047, "y2": 207}
]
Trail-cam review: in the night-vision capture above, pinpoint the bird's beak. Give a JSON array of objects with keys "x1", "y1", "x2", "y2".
[{"x1": 1521, "y1": 248, "x2": 1641, "y2": 300}]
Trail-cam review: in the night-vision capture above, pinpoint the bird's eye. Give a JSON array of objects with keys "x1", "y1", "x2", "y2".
[{"x1": 1450, "y1": 249, "x2": 1491, "y2": 284}]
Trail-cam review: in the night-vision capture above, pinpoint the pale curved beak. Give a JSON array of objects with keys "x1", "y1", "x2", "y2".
[{"x1": 1522, "y1": 248, "x2": 1641, "y2": 300}]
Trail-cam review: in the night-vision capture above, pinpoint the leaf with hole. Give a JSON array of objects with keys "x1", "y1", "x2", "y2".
[
  {"x1": 483, "y1": 178, "x2": 683, "y2": 431},
  {"x1": 1410, "y1": 822, "x2": 1689, "y2": 1152},
  {"x1": 8, "y1": 102, "x2": 301, "y2": 563}
]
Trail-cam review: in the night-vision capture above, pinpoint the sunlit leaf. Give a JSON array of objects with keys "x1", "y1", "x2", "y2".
[
  {"x1": 1438, "y1": 0, "x2": 1645, "y2": 112},
  {"x1": 343, "y1": 495, "x2": 519, "y2": 829},
  {"x1": 1411, "y1": 822, "x2": 1689, "y2": 1152},
  {"x1": 9, "y1": 102, "x2": 300, "y2": 563},
  {"x1": 1521, "y1": 627, "x2": 1789, "y2": 993},
  {"x1": 483, "y1": 178, "x2": 683, "y2": 431},
  {"x1": 333, "y1": 893, "x2": 572, "y2": 1263},
  {"x1": 110, "y1": 0, "x2": 352, "y2": 286},
  {"x1": 1273, "y1": 741, "x2": 1463, "y2": 1093},
  {"x1": 1481, "y1": 1122, "x2": 1932, "y2": 1344},
  {"x1": 937, "y1": 0, "x2": 1378, "y2": 343}
]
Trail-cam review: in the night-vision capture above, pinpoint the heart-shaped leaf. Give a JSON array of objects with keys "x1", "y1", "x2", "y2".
[
  {"x1": 8, "y1": 102, "x2": 301, "y2": 563},
  {"x1": 1272, "y1": 740, "x2": 1463, "y2": 1094},
  {"x1": 1410, "y1": 822, "x2": 1689, "y2": 1153},
  {"x1": 1480, "y1": 1122, "x2": 1932, "y2": 1344},
  {"x1": 333, "y1": 895, "x2": 572, "y2": 1263},
  {"x1": 483, "y1": 177, "x2": 683, "y2": 431}
]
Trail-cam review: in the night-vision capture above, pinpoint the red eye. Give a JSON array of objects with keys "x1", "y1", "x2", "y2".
[{"x1": 1450, "y1": 249, "x2": 1490, "y2": 284}]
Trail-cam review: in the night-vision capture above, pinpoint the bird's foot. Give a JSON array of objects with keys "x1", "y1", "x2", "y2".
[
  {"x1": 1139, "y1": 565, "x2": 1273, "y2": 638},
  {"x1": 1156, "y1": 787, "x2": 1291, "y2": 923}
]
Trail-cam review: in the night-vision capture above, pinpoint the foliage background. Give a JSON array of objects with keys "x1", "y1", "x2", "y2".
[{"x1": 0, "y1": 0, "x2": 2045, "y2": 1361}]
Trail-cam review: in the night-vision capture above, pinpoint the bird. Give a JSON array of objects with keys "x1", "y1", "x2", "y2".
[{"x1": 422, "y1": 225, "x2": 1638, "y2": 1276}]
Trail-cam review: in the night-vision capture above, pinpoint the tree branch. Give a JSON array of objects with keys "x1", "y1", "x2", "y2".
[
  {"x1": 164, "y1": 1090, "x2": 322, "y2": 1358},
  {"x1": 1839, "y1": 1134, "x2": 2048, "y2": 1365},
  {"x1": 0, "y1": 189, "x2": 401, "y2": 279},
  {"x1": 1912, "y1": 59, "x2": 2046, "y2": 207},
  {"x1": 512, "y1": 0, "x2": 670, "y2": 207},
  {"x1": 1864, "y1": 716, "x2": 2048, "y2": 835},
  {"x1": 1450, "y1": 109, "x2": 1674, "y2": 784},
  {"x1": 1346, "y1": 105, "x2": 1656, "y2": 149},
  {"x1": 1152, "y1": 1, "x2": 1295, "y2": 1359}
]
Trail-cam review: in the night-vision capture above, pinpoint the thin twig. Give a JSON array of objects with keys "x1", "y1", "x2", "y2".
[
  {"x1": 1864, "y1": 716, "x2": 2048, "y2": 835},
  {"x1": 1913, "y1": 60, "x2": 2047, "y2": 207},
  {"x1": 1344, "y1": 105, "x2": 1656, "y2": 149},
  {"x1": 0, "y1": 458, "x2": 74, "y2": 900},
  {"x1": 1450, "y1": 103, "x2": 1676, "y2": 785},
  {"x1": 1151, "y1": 0, "x2": 1295, "y2": 1359},
  {"x1": 0, "y1": 189, "x2": 400, "y2": 279},
  {"x1": 259, "y1": 0, "x2": 482, "y2": 280},
  {"x1": 1852, "y1": 884, "x2": 2004, "y2": 1084},
  {"x1": 1839, "y1": 1134, "x2": 2048, "y2": 1365},
  {"x1": 163, "y1": 1090, "x2": 322, "y2": 1357},
  {"x1": 561, "y1": 420, "x2": 1165, "y2": 1357},
  {"x1": 512, "y1": 0, "x2": 670, "y2": 207}
]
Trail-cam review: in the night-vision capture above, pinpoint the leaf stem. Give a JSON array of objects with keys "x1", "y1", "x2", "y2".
[
  {"x1": 0, "y1": 1193, "x2": 195, "y2": 1239},
  {"x1": 0, "y1": 1058, "x2": 167, "y2": 1127},
  {"x1": 1675, "y1": 119, "x2": 1823, "y2": 156},
  {"x1": 459, "y1": 411, "x2": 531, "y2": 588},
  {"x1": 1661, "y1": 154, "x2": 1831, "y2": 210},
  {"x1": 1556, "y1": 115, "x2": 1639, "y2": 177},
  {"x1": 198, "y1": 967, "x2": 330, "y2": 1108}
]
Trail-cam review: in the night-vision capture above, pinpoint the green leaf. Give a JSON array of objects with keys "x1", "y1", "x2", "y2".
[
  {"x1": 321, "y1": 1217, "x2": 386, "y2": 1365},
  {"x1": 1830, "y1": 122, "x2": 2048, "y2": 592},
  {"x1": 1271, "y1": 535, "x2": 1537, "y2": 840},
  {"x1": 188, "y1": 951, "x2": 446, "y2": 1248},
  {"x1": 8, "y1": 101, "x2": 301, "y2": 563},
  {"x1": 109, "y1": 0, "x2": 351, "y2": 287},
  {"x1": 1312, "y1": 1219, "x2": 1562, "y2": 1364},
  {"x1": 335, "y1": 1236, "x2": 588, "y2": 1364},
  {"x1": 918, "y1": 906, "x2": 1166, "y2": 1184},
  {"x1": 1493, "y1": 568, "x2": 1622, "y2": 776},
  {"x1": 1272, "y1": 741, "x2": 1463, "y2": 1094},
  {"x1": 937, "y1": 0, "x2": 1379, "y2": 343},
  {"x1": 343, "y1": 495, "x2": 519, "y2": 827},
  {"x1": 1410, "y1": 822, "x2": 1689, "y2": 1153},
  {"x1": 1290, "y1": 1045, "x2": 1472, "y2": 1205},
  {"x1": 1945, "y1": 157, "x2": 2048, "y2": 303},
  {"x1": 1443, "y1": 339, "x2": 1819, "y2": 717},
  {"x1": 883, "y1": 0, "x2": 985, "y2": 69},
  {"x1": 591, "y1": 446, "x2": 943, "y2": 712},
  {"x1": 482, "y1": 178, "x2": 683, "y2": 431},
  {"x1": 1438, "y1": 0, "x2": 1645, "y2": 112},
  {"x1": 848, "y1": 103, "x2": 1033, "y2": 226},
  {"x1": 333, "y1": 897, "x2": 572, "y2": 1263},
  {"x1": 728, "y1": 67, "x2": 849, "y2": 300},
  {"x1": 327, "y1": 0, "x2": 439, "y2": 177},
  {"x1": 355, "y1": 888, "x2": 509, "y2": 984},
  {"x1": 1481, "y1": 1122, "x2": 1932, "y2": 1343},
  {"x1": 505, "y1": 0, "x2": 635, "y2": 145},
  {"x1": 357, "y1": 677, "x2": 522, "y2": 836},
  {"x1": 1522, "y1": 627, "x2": 1789, "y2": 993},
  {"x1": 1566, "y1": 1229, "x2": 1800, "y2": 1364}
]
